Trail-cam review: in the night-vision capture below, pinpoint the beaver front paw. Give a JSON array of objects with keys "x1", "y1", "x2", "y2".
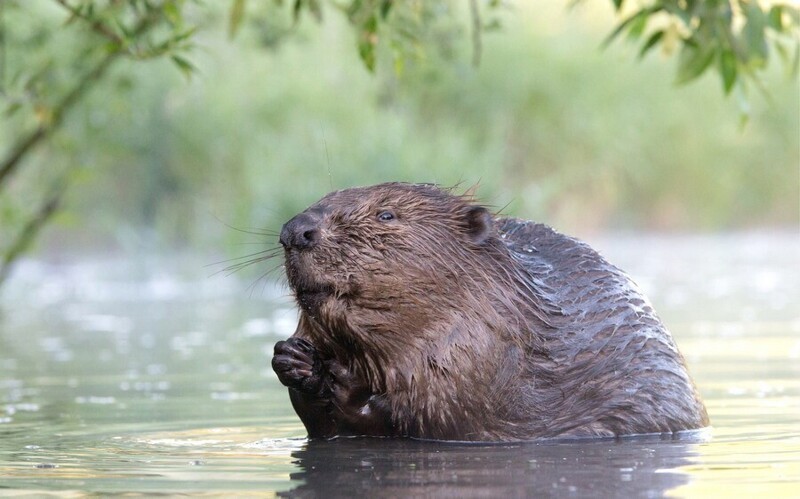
[
  {"x1": 272, "y1": 337, "x2": 324, "y2": 394},
  {"x1": 323, "y1": 359, "x2": 395, "y2": 435}
]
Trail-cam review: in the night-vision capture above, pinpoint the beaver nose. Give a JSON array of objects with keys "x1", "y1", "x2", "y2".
[{"x1": 280, "y1": 213, "x2": 321, "y2": 250}]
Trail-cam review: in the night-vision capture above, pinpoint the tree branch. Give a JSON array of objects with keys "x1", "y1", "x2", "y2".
[
  {"x1": 52, "y1": 0, "x2": 127, "y2": 47},
  {"x1": 469, "y1": 0, "x2": 482, "y2": 67},
  {"x1": 0, "y1": 50, "x2": 117, "y2": 187},
  {"x1": 0, "y1": 5, "x2": 164, "y2": 286},
  {"x1": 0, "y1": 173, "x2": 69, "y2": 287},
  {"x1": 0, "y1": 0, "x2": 6, "y2": 93},
  {"x1": 0, "y1": 10, "x2": 155, "y2": 188}
]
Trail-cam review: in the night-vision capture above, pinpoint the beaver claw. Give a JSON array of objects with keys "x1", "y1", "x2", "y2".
[{"x1": 272, "y1": 337, "x2": 324, "y2": 394}]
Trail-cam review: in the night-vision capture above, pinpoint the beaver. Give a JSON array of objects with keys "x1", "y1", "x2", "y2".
[{"x1": 271, "y1": 182, "x2": 709, "y2": 441}]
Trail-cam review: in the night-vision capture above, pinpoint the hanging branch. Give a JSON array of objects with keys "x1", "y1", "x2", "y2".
[
  {"x1": 0, "y1": 3, "x2": 165, "y2": 286},
  {"x1": 0, "y1": 0, "x2": 6, "y2": 94},
  {"x1": 0, "y1": 6, "x2": 156, "y2": 189},
  {"x1": 0, "y1": 52, "x2": 116, "y2": 187},
  {"x1": 0, "y1": 173, "x2": 69, "y2": 286},
  {"x1": 469, "y1": 0, "x2": 482, "y2": 67}
]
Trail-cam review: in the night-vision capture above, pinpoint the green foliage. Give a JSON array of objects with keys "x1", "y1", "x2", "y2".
[
  {"x1": 32, "y1": 3, "x2": 794, "y2": 257},
  {"x1": 0, "y1": 0, "x2": 198, "y2": 180},
  {"x1": 229, "y1": 0, "x2": 800, "y2": 102},
  {"x1": 0, "y1": 0, "x2": 798, "y2": 287},
  {"x1": 0, "y1": 0, "x2": 200, "y2": 283},
  {"x1": 228, "y1": 0, "x2": 507, "y2": 72},
  {"x1": 601, "y1": 1, "x2": 800, "y2": 103}
]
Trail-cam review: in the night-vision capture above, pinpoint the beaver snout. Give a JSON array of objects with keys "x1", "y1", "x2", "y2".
[{"x1": 280, "y1": 213, "x2": 321, "y2": 251}]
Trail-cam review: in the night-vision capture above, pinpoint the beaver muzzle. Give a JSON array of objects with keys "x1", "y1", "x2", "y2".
[
  {"x1": 280, "y1": 212, "x2": 321, "y2": 251},
  {"x1": 280, "y1": 211, "x2": 335, "y2": 315}
]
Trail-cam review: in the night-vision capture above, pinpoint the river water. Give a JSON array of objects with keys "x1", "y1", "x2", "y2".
[{"x1": 0, "y1": 232, "x2": 798, "y2": 496}]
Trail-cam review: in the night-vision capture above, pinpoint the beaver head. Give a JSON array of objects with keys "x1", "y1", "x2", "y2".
[
  {"x1": 279, "y1": 183, "x2": 554, "y2": 367},
  {"x1": 281, "y1": 183, "x2": 491, "y2": 315}
]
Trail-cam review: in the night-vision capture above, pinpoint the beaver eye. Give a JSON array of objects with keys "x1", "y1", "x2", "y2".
[{"x1": 376, "y1": 210, "x2": 395, "y2": 222}]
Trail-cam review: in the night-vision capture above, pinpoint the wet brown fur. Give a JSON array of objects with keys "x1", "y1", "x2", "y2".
[{"x1": 272, "y1": 182, "x2": 709, "y2": 441}]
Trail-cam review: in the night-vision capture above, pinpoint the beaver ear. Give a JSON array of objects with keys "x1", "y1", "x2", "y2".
[{"x1": 464, "y1": 206, "x2": 493, "y2": 244}]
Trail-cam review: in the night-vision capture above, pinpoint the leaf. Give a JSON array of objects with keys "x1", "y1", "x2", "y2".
[
  {"x1": 358, "y1": 39, "x2": 376, "y2": 72},
  {"x1": 627, "y1": 12, "x2": 648, "y2": 40},
  {"x1": 638, "y1": 30, "x2": 664, "y2": 58},
  {"x1": 104, "y1": 41, "x2": 123, "y2": 54},
  {"x1": 164, "y1": 1, "x2": 181, "y2": 26},
  {"x1": 308, "y1": 0, "x2": 323, "y2": 22},
  {"x1": 171, "y1": 55, "x2": 196, "y2": 78},
  {"x1": 347, "y1": 0, "x2": 364, "y2": 19},
  {"x1": 229, "y1": 0, "x2": 247, "y2": 38},
  {"x1": 293, "y1": 0, "x2": 303, "y2": 23},
  {"x1": 741, "y1": 3, "x2": 768, "y2": 62},
  {"x1": 767, "y1": 5, "x2": 783, "y2": 31},
  {"x1": 34, "y1": 104, "x2": 54, "y2": 126},
  {"x1": 602, "y1": 7, "x2": 661, "y2": 48},
  {"x1": 676, "y1": 44, "x2": 717, "y2": 84},
  {"x1": 719, "y1": 49, "x2": 737, "y2": 94},
  {"x1": 612, "y1": 0, "x2": 624, "y2": 12},
  {"x1": 380, "y1": 0, "x2": 393, "y2": 19},
  {"x1": 357, "y1": 14, "x2": 378, "y2": 72}
]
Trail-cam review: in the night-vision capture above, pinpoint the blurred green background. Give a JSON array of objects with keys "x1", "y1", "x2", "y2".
[{"x1": 1, "y1": 1, "x2": 798, "y2": 264}]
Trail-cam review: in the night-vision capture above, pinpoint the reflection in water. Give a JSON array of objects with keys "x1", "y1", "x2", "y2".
[{"x1": 281, "y1": 436, "x2": 701, "y2": 497}]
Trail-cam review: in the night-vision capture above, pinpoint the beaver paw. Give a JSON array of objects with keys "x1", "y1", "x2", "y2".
[
  {"x1": 326, "y1": 360, "x2": 374, "y2": 415},
  {"x1": 272, "y1": 337, "x2": 324, "y2": 394},
  {"x1": 325, "y1": 359, "x2": 359, "y2": 404},
  {"x1": 324, "y1": 359, "x2": 394, "y2": 434}
]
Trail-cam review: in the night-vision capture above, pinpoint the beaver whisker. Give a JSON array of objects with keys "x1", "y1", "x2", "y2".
[
  {"x1": 215, "y1": 249, "x2": 283, "y2": 277},
  {"x1": 208, "y1": 246, "x2": 282, "y2": 266},
  {"x1": 216, "y1": 219, "x2": 281, "y2": 238}
]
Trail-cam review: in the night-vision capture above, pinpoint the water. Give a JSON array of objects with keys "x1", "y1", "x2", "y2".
[{"x1": 1, "y1": 232, "x2": 798, "y2": 496}]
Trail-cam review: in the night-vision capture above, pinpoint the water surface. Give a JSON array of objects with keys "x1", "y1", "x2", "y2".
[{"x1": 1, "y1": 232, "x2": 798, "y2": 496}]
